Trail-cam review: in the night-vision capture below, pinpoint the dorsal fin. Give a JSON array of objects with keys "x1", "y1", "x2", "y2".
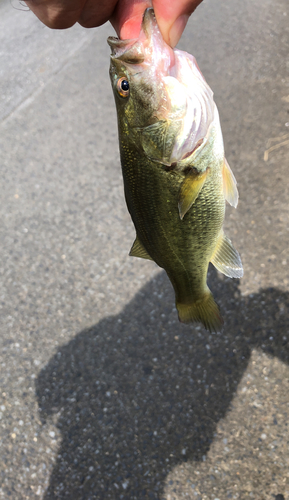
[
  {"x1": 223, "y1": 159, "x2": 238, "y2": 208},
  {"x1": 211, "y1": 231, "x2": 243, "y2": 278}
]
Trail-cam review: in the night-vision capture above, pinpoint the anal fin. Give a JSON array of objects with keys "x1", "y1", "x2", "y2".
[
  {"x1": 178, "y1": 168, "x2": 208, "y2": 220},
  {"x1": 211, "y1": 231, "x2": 243, "y2": 278},
  {"x1": 223, "y1": 159, "x2": 238, "y2": 208},
  {"x1": 129, "y1": 236, "x2": 153, "y2": 261}
]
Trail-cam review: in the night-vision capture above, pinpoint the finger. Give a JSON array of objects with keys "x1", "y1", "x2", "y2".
[
  {"x1": 78, "y1": 0, "x2": 118, "y2": 28},
  {"x1": 25, "y1": 0, "x2": 118, "y2": 29},
  {"x1": 110, "y1": 0, "x2": 152, "y2": 40},
  {"x1": 25, "y1": 0, "x2": 86, "y2": 28},
  {"x1": 153, "y1": 0, "x2": 203, "y2": 47}
]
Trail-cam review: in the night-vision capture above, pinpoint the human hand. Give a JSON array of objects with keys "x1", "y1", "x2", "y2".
[
  {"x1": 112, "y1": 0, "x2": 203, "y2": 47},
  {"x1": 25, "y1": 0, "x2": 203, "y2": 47}
]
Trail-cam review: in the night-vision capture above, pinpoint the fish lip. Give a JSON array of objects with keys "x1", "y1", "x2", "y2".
[
  {"x1": 107, "y1": 8, "x2": 158, "y2": 60},
  {"x1": 107, "y1": 36, "x2": 136, "y2": 51},
  {"x1": 141, "y1": 8, "x2": 157, "y2": 36}
]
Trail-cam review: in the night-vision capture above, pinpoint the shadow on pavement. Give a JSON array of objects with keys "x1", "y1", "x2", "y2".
[{"x1": 36, "y1": 268, "x2": 289, "y2": 499}]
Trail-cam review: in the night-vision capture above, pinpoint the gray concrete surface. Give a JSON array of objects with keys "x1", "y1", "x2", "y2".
[{"x1": 0, "y1": 0, "x2": 289, "y2": 498}]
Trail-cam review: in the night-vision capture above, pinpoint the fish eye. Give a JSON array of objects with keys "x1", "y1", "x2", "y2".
[{"x1": 117, "y1": 77, "x2": 130, "y2": 98}]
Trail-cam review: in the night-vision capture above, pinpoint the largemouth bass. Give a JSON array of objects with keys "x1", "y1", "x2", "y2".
[{"x1": 108, "y1": 8, "x2": 243, "y2": 332}]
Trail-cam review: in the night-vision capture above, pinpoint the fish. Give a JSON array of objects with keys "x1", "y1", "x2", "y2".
[{"x1": 108, "y1": 8, "x2": 243, "y2": 332}]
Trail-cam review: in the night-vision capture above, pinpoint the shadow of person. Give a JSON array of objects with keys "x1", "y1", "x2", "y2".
[{"x1": 36, "y1": 267, "x2": 289, "y2": 499}]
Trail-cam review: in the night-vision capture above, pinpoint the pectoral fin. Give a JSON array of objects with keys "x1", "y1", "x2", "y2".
[
  {"x1": 129, "y1": 236, "x2": 153, "y2": 261},
  {"x1": 223, "y1": 159, "x2": 238, "y2": 208},
  {"x1": 211, "y1": 231, "x2": 243, "y2": 278},
  {"x1": 178, "y1": 168, "x2": 208, "y2": 220}
]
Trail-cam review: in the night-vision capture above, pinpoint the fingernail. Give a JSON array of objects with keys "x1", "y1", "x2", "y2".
[{"x1": 169, "y1": 14, "x2": 189, "y2": 47}]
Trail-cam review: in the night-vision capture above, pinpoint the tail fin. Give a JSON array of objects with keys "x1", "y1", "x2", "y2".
[{"x1": 177, "y1": 291, "x2": 223, "y2": 332}]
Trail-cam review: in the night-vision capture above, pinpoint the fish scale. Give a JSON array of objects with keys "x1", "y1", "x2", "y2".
[
  {"x1": 121, "y1": 136, "x2": 224, "y2": 312},
  {"x1": 108, "y1": 8, "x2": 243, "y2": 331}
]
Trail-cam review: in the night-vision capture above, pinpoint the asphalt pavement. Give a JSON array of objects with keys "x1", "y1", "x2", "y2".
[{"x1": 1, "y1": 0, "x2": 289, "y2": 498}]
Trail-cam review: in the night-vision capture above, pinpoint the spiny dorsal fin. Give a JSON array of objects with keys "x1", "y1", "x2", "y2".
[
  {"x1": 178, "y1": 168, "x2": 208, "y2": 220},
  {"x1": 129, "y1": 236, "x2": 153, "y2": 261},
  {"x1": 211, "y1": 231, "x2": 243, "y2": 278},
  {"x1": 223, "y1": 159, "x2": 238, "y2": 208}
]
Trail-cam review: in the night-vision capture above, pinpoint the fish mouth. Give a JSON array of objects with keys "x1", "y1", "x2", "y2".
[
  {"x1": 140, "y1": 8, "x2": 160, "y2": 41},
  {"x1": 107, "y1": 36, "x2": 137, "y2": 58},
  {"x1": 108, "y1": 37, "x2": 145, "y2": 64},
  {"x1": 108, "y1": 8, "x2": 161, "y2": 63}
]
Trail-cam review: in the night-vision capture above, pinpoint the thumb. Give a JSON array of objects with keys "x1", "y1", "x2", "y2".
[
  {"x1": 153, "y1": 0, "x2": 203, "y2": 47},
  {"x1": 110, "y1": 0, "x2": 152, "y2": 40}
]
